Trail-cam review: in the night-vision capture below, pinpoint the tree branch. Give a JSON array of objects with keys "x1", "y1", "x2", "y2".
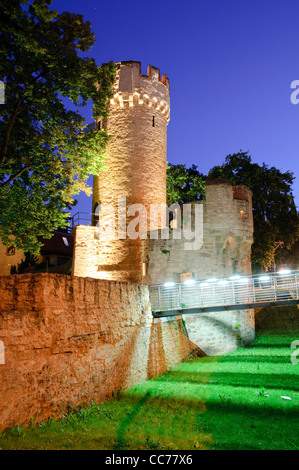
[{"x1": 0, "y1": 165, "x2": 30, "y2": 189}]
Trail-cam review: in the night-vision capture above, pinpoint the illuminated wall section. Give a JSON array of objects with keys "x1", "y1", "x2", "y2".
[{"x1": 90, "y1": 61, "x2": 170, "y2": 283}]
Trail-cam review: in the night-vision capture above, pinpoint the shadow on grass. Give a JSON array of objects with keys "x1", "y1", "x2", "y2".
[
  {"x1": 113, "y1": 392, "x2": 151, "y2": 450},
  {"x1": 247, "y1": 341, "x2": 297, "y2": 349},
  {"x1": 161, "y1": 370, "x2": 299, "y2": 392},
  {"x1": 220, "y1": 355, "x2": 292, "y2": 364},
  {"x1": 123, "y1": 387, "x2": 299, "y2": 419},
  {"x1": 251, "y1": 335, "x2": 299, "y2": 347},
  {"x1": 111, "y1": 389, "x2": 299, "y2": 449}
]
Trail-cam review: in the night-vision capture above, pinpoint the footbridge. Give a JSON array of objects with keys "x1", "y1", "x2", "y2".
[{"x1": 149, "y1": 269, "x2": 299, "y2": 318}]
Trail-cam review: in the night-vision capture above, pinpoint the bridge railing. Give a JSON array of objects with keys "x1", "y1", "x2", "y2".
[{"x1": 149, "y1": 269, "x2": 299, "y2": 312}]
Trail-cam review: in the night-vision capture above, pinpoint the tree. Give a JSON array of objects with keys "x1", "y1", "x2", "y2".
[
  {"x1": 0, "y1": 0, "x2": 116, "y2": 253},
  {"x1": 208, "y1": 152, "x2": 299, "y2": 271},
  {"x1": 166, "y1": 163, "x2": 205, "y2": 205}
]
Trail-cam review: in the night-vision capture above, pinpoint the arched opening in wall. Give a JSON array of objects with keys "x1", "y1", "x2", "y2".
[
  {"x1": 96, "y1": 117, "x2": 107, "y2": 130},
  {"x1": 92, "y1": 203, "x2": 99, "y2": 226},
  {"x1": 143, "y1": 94, "x2": 150, "y2": 106},
  {"x1": 152, "y1": 116, "x2": 155, "y2": 127}
]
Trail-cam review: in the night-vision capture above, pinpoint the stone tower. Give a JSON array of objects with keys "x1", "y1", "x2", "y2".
[
  {"x1": 90, "y1": 61, "x2": 170, "y2": 283},
  {"x1": 71, "y1": 61, "x2": 256, "y2": 356}
]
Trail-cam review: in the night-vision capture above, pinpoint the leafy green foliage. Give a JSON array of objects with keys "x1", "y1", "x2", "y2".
[
  {"x1": 166, "y1": 163, "x2": 205, "y2": 205},
  {"x1": 166, "y1": 153, "x2": 299, "y2": 271},
  {"x1": 0, "y1": 0, "x2": 116, "y2": 253},
  {"x1": 208, "y1": 152, "x2": 299, "y2": 271}
]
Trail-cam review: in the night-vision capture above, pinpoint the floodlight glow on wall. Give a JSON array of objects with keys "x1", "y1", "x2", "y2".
[
  {"x1": 229, "y1": 275, "x2": 241, "y2": 280},
  {"x1": 183, "y1": 279, "x2": 196, "y2": 285},
  {"x1": 259, "y1": 276, "x2": 271, "y2": 282},
  {"x1": 279, "y1": 269, "x2": 291, "y2": 275},
  {"x1": 218, "y1": 279, "x2": 229, "y2": 285},
  {"x1": 164, "y1": 282, "x2": 175, "y2": 288}
]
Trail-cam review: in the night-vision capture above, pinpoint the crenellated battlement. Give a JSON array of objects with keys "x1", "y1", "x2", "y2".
[
  {"x1": 109, "y1": 92, "x2": 170, "y2": 120},
  {"x1": 114, "y1": 61, "x2": 170, "y2": 90},
  {"x1": 109, "y1": 61, "x2": 170, "y2": 121}
]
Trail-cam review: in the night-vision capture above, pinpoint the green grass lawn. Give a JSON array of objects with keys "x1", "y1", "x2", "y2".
[{"x1": 0, "y1": 322, "x2": 299, "y2": 450}]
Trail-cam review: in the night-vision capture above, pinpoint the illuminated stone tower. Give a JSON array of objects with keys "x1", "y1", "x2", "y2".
[
  {"x1": 89, "y1": 61, "x2": 170, "y2": 283},
  {"x1": 71, "y1": 61, "x2": 255, "y2": 356},
  {"x1": 92, "y1": 61, "x2": 170, "y2": 214}
]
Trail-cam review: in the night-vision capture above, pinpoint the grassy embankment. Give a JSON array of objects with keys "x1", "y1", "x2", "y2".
[{"x1": 0, "y1": 307, "x2": 298, "y2": 450}]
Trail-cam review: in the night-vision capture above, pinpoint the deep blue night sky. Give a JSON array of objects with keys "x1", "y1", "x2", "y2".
[{"x1": 51, "y1": 0, "x2": 299, "y2": 217}]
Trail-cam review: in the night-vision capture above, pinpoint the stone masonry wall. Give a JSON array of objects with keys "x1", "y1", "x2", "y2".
[
  {"x1": 143, "y1": 182, "x2": 254, "y2": 285},
  {"x1": 182, "y1": 309, "x2": 255, "y2": 356},
  {"x1": 71, "y1": 181, "x2": 255, "y2": 355},
  {"x1": 0, "y1": 274, "x2": 200, "y2": 432},
  {"x1": 91, "y1": 61, "x2": 170, "y2": 284},
  {"x1": 142, "y1": 181, "x2": 255, "y2": 355}
]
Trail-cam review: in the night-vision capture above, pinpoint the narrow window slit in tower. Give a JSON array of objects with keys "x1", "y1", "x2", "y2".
[{"x1": 152, "y1": 116, "x2": 155, "y2": 127}]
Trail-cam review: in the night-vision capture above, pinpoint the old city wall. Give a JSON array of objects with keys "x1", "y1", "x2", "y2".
[
  {"x1": 143, "y1": 181, "x2": 255, "y2": 355},
  {"x1": 71, "y1": 181, "x2": 256, "y2": 356},
  {"x1": 72, "y1": 181, "x2": 253, "y2": 282},
  {"x1": 0, "y1": 273, "x2": 200, "y2": 432},
  {"x1": 143, "y1": 181, "x2": 254, "y2": 284}
]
